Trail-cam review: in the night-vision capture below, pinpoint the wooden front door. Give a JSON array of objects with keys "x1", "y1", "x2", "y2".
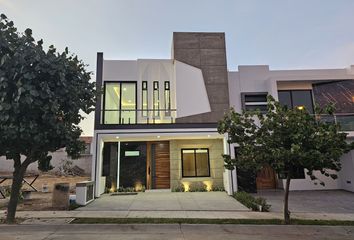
[
  {"x1": 147, "y1": 141, "x2": 170, "y2": 189},
  {"x1": 256, "y1": 166, "x2": 276, "y2": 190}
]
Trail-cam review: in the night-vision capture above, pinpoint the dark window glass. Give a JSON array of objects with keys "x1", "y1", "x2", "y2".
[
  {"x1": 142, "y1": 81, "x2": 148, "y2": 117},
  {"x1": 153, "y1": 81, "x2": 159, "y2": 117},
  {"x1": 164, "y1": 81, "x2": 171, "y2": 116},
  {"x1": 245, "y1": 94, "x2": 267, "y2": 102},
  {"x1": 292, "y1": 90, "x2": 314, "y2": 113},
  {"x1": 278, "y1": 91, "x2": 292, "y2": 109},
  {"x1": 182, "y1": 149, "x2": 210, "y2": 177},
  {"x1": 278, "y1": 90, "x2": 314, "y2": 114}
]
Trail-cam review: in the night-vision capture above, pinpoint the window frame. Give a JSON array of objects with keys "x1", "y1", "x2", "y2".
[
  {"x1": 278, "y1": 89, "x2": 315, "y2": 114},
  {"x1": 241, "y1": 92, "x2": 268, "y2": 113},
  {"x1": 102, "y1": 81, "x2": 138, "y2": 124},
  {"x1": 153, "y1": 81, "x2": 160, "y2": 117},
  {"x1": 181, "y1": 148, "x2": 211, "y2": 178},
  {"x1": 164, "y1": 81, "x2": 171, "y2": 116},
  {"x1": 142, "y1": 81, "x2": 148, "y2": 117}
]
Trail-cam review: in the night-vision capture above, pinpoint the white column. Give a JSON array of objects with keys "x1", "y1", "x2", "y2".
[
  {"x1": 94, "y1": 135, "x2": 104, "y2": 197},
  {"x1": 116, "y1": 141, "x2": 121, "y2": 189}
]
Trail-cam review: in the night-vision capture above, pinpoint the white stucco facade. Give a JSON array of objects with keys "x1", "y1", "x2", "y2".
[{"x1": 228, "y1": 65, "x2": 354, "y2": 192}]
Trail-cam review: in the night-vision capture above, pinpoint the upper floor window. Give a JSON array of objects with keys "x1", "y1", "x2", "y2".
[
  {"x1": 104, "y1": 82, "x2": 137, "y2": 124},
  {"x1": 164, "y1": 81, "x2": 171, "y2": 116},
  {"x1": 242, "y1": 93, "x2": 268, "y2": 113},
  {"x1": 142, "y1": 81, "x2": 148, "y2": 117},
  {"x1": 153, "y1": 81, "x2": 160, "y2": 117},
  {"x1": 278, "y1": 90, "x2": 314, "y2": 114}
]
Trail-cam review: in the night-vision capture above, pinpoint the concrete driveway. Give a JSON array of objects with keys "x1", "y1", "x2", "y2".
[
  {"x1": 80, "y1": 192, "x2": 249, "y2": 211},
  {"x1": 255, "y1": 190, "x2": 354, "y2": 213}
]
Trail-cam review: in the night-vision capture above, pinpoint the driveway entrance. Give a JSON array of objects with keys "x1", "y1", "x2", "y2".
[{"x1": 80, "y1": 192, "x2": 248, "y2": 211}]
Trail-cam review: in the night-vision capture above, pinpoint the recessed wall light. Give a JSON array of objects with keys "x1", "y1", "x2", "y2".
[
  {"x1": 157, "y1": 136, "x2": 160, "y2": 138},
  {"x1": 116, "y1": 136, "x2": 119, "y2": 139},
  {"x1": 207, "y1": 135, "x2": 211, "y2": 138}
]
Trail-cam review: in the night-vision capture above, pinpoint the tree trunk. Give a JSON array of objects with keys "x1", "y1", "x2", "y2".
[
  {"x1": 283, "y1": 174, "x2": 291, "y2": 224},
  {"x1": 6, "y1": 160, "x2": 27, "y2": 224}
]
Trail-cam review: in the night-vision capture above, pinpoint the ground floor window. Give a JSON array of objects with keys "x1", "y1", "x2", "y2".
[{"x1": 181, "y1": 148, "x2": 210, "y2": 177}]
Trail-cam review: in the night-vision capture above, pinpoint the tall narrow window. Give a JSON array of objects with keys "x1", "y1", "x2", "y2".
[
  {"x1": 142, "y1": 81, "x2": 148, "y2": 117},
  {"x1": 104, "y1": 83, "x2": 120, "y2": 124},
  {"x1": 153, "y1": 81, "x2": 159, "y2": 117},
  {"x1": 164, "y1": 81, "x2": 171, "y2": 116}
]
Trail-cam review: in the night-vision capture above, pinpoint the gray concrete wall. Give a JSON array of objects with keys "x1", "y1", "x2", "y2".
[
  {"x1": 173, "y1": 32, "x2": 230, "y2": 123},
  {"x1": 0, "y1": 150, "x2": 92, "y2": 175}
]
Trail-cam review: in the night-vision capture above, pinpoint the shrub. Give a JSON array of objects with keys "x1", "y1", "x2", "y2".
[
  {"x1": 211, "y1": 185, "x2": 225, "y2": 192},
  {"x1": 189, "y1": 182, "x2": 207, "y2": 192},
  {"x1": 172, "y1": 184, "x2": 185, "y2": 192},
  {"x1": 233, "y1": 191, "x2": 271, "y2": 212}
]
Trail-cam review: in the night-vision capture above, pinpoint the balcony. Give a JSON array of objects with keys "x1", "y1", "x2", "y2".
[
  {"x1": 101, "y1": 109, "x2": 177, "y2": 125},
  {"x1": 318, "y1": 113, "x2": 354, "y2": 132}
]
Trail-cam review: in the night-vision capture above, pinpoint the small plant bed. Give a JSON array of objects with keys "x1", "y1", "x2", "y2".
[
  {"x1": 233, "y1": 191, "x2": 271, "y2": 212},
  {"x1": 70, "y1": 217, "x2": 354, "y2": 226}
]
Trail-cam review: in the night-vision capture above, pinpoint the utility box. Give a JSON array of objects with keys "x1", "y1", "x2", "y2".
[
  {"x1": 76, "y1": 181, "x2": 94, "y2": 206},
  {"x1": 52, "y1": 183, "x2": 70, "y2": 210}
]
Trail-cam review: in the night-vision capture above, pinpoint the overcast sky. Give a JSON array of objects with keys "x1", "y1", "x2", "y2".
[{"x1": 2, "y1": 0, "x2": 354, "y2": 136}]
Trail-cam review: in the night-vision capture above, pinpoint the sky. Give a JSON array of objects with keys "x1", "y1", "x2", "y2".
[{"x1": 1, "y1": 0, "x2": 354, "y2": 136}]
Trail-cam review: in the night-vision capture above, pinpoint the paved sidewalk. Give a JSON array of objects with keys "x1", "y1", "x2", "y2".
[{"x1": 2, "y1": 209, "x2": 354, "y2": 221}]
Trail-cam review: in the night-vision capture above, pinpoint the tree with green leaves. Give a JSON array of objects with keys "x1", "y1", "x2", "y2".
[
  {"x1": 218, "y1": 96, "x2": 354, "y2": 224},
  {"x1": 0, "y1": 14, "x2": 96, "y2": 223}
]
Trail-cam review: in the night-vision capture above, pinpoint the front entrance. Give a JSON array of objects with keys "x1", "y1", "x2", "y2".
[
  {"x1": 256, "y1": 165, "x2": 277, "y2": 190},
  {"x1": 147, "y1": 141, "x2": 170, "y2": 189},
  {"x1": 103, "y1": 141, "x2": 170, "y2": 190}
]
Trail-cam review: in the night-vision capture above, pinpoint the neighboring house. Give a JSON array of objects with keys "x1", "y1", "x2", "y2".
[
  {"x1": 0, "y1": 137, "x2": 93, "y2": 175},
  {"x1": 228, "y1": 65, "x2": 354, "y2": 192},
  {"x1": 92, "y1": 32, "x2": 354, "y2": 197}
]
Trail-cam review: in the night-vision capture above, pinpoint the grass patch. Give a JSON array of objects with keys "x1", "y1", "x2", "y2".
[{"x1": 71, "y1": 217, "x2": 354, "y2": 226}]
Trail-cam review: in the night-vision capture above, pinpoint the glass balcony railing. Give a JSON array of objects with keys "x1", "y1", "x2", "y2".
[
  {"x1": 317, "y1": 113, "x2": 354, "y2": 132},
  {"x1": 101, "y1": 109, "x2": 177, "y2": 125}
]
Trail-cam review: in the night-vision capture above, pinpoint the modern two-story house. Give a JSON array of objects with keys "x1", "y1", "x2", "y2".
[{"x1": 92, "y1": 32, "x2": 354, "y2": 197}]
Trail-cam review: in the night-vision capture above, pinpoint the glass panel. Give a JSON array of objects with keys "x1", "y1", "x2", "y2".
[
  {"x1": 196, "y1": 150, "x2": 209, "y2": 176},
  {"x1": 337, "y1": 115, "x2": 354, "y2": 131},
  {"x1": 291, "y1": 90, "x2": 314, "y2": 114},
  {"x1": 182, "y1": 150, "x2": 196, "y2": 177},
  {"x1": 164, "y1": 81, "x2": 171, "y2": 116},
  {"x1": 245, "y1": 94, "x2": 267, "y2": 102},
  {"x1": 104, "y1": 83, "x2": 120, "y2": 124},
  {"x1": 245, "y1": 105, "x2": 268, "y2": 112},
  {"x1": 278, "y1": 91, "x2": 292, "y2": 109},
  {"x1": 120, "y1": 83, "x2": 136, "y2": 124},
  {"x1": 153, "y1": 81, "x2": 159, "y2": 117},
  {"x1": 142, "y1": 81, "x2": 148, "y2": 117}
]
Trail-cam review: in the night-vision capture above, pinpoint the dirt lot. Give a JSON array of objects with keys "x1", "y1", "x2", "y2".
[{"x1": 0, "y1": 172, "x2": 89, "y2": 211}]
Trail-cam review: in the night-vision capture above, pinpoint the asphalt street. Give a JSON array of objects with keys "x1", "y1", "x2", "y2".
[{"x1": 0, "y1": 224, "x2": 353, "y2": 240}]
